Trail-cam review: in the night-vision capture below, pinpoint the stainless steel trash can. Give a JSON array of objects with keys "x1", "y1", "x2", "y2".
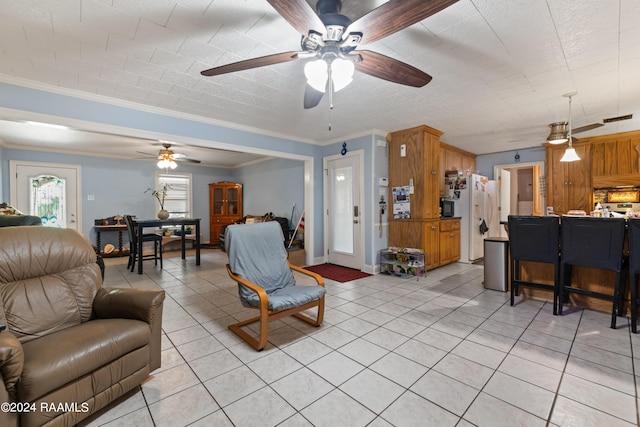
[{"x1": 484, "y1": 237, "x2": 509, "y2": 292}]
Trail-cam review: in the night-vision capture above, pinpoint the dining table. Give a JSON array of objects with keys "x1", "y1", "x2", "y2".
[{"x1": 134, "y1": 217, "x2": 201, "y2": 274}]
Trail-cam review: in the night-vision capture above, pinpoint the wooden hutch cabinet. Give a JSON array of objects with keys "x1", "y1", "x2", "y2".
[{"x1": 209, "y1": 181, "x2": 243, "y2": 245}]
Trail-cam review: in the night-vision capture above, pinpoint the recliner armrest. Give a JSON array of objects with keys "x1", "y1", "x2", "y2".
[
  {"x1": 93, "y1": 288, "x2": 166, "y2": 371},
  {"x1": 0, "y1": 330, "x2": 24, "y2": 400},
  {"x1": 93, "y1": 288, "x2": 165, "y2": 325}
]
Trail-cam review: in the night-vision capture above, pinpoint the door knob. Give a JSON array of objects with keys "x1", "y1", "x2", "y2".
[{"x1": 353, "y1": 220, "x2": 359, "y2": 224}]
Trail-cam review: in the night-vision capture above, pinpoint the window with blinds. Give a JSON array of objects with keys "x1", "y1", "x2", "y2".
[{"x1": 156, "y1": 173, "x2": 192, "y2": 218}]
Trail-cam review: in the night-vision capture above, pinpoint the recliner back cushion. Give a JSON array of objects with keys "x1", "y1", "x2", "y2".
[{"x1": 0, "y1": 227, "x2": 101, "y2": 343}]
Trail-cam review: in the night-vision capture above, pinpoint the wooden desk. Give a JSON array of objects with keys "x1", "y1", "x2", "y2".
[
  {"x1": 94, "y1": 224, "x2": 127, "y2": 256},
  {"x1": 134, "y1": 218, "x2": 201, "y2": 274}
]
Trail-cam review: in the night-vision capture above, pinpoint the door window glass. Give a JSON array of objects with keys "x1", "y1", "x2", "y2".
[{"x1": 31, "y1": 175, "x2": 66, "y2": 227}]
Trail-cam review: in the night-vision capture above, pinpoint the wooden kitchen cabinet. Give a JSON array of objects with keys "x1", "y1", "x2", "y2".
[
  {"x1": 209, "y1": 181, "x2": 242, "y2": 244},
  {"x1": 387, "y1": 125, "x2": 441, "y2": 220},
  {"x1": 589, "y1": 131, "x2": 640, "y2": 188},
  {"x1": 440, "y1": 142, "x2": 477, "y2": 196},
  {"x1": 546, "y1": 143, "x2": 592, "y2": 214},
  {"x1": 445, "y1": 150, "x2": 462, "y2": 172},
  {"x1": 439, "y1": 220, "x2": 461, "y2": 265},
  {"x1": 424, "y1": 220, "x2": 440, "y2": 270}
]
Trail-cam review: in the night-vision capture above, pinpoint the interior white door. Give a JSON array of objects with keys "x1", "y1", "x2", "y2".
[
  {"x1": 498, "y1": 168, "x2": 511, "y2": 238},
  {"x1": 10, "y1": 161, "x2": 81, "y2": 230},
  {"x1": 326, "y1": 154, "x2": 362, "y2": 270}
]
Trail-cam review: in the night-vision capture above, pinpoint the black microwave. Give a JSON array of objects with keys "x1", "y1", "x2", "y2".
[{"x1": 440, "y1": 199, "x2": 455, "y2": 217}]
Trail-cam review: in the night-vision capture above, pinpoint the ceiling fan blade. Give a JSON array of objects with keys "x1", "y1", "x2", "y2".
[
  {"x1": 136, "y1": 151, "x2": 158, "y2": 156},
  {"x1": 201, "y1": 51, "x2": 300, "y2": 77},
  {"x1": 267, "y1": 0, "x2": 325, "y2": 36},
  {"x1": 572, "y1": 123, "x2": 604, "y2": 134},
  {"x1": 304, "y1": 84, "x2": 325, "y2": 109},
  {"x1": 175, "y1": 158, "x2": 201, "y2": 164},
  {"x1": 354, "y1": 50, "x2": 432, "y2": 87},
  {"x1": 347, "y1": 0, "x2": 459, "y2": 45}
]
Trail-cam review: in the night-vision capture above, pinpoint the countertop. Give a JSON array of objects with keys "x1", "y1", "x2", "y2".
[{"x1": 440, "y1": 216, "x2": 462, "y2": 220}]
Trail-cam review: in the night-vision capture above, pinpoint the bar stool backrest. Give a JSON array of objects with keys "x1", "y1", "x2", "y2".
[
  {"x1": 508, "y1": 215, "x2": 560, "y2": 264},
  {"x1": 560, "y1": 216, "x2": 625, "y2": 272},
  {"x1": 629, "y1": 218, "x2": 640, "y2": 275}
]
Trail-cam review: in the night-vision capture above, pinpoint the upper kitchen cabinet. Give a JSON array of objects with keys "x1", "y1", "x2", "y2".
[
  {"x1": 546, "y1": 143, "x2": 592, "y2": 214},
  {"x1": 439, "y1": 142, "x2": 476, "y2": 195},
  {"x1": 387, "y1": 125, "x2": 442, "y2": 220},
  {"x1": 441, "y1": 143, "x2": 476, "y2": 173},
  {"x1": 588, "y1": 130, "x2": 640, "y2": 188}
]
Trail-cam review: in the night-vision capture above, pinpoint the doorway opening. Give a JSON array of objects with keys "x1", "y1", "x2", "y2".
[{"x1": 493, "y1": 161, "x2": 546, "y2": 237}]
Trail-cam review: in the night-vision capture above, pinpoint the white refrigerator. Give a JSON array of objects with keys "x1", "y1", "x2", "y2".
[{"x1": 451, "y1": 174, "x2": 497, "y2": 263}]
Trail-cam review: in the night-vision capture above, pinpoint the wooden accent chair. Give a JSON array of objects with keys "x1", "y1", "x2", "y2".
[{"x1": 225, "y1": 221, "x2": 325, "y2": 350}]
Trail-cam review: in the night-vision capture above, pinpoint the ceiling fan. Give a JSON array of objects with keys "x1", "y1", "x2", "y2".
[
  {"x1": 200, "y1": 0, "x2": 459, "y2": 109},
  {"x1": 547, "y1": 92, "x2": 634, "y2": 145},
  {"x1": 136, "y1": 143, "x2": 201, "y2": 169}
]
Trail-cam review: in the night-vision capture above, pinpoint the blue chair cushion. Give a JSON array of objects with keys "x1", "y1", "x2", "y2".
[{"x1": 225, "y1": 221, "x2": 325, "y2": 309}]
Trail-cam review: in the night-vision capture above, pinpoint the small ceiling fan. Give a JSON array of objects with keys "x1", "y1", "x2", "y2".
[
  {"x1": 547, "y1": 92, "x2": 634, "y2": 145},
  {"x1": 200, "y1": 0, "x2": 459, "y2": 109},
  {"x1": 136, "y1": 143, "x2": 201, "y2": 169}
]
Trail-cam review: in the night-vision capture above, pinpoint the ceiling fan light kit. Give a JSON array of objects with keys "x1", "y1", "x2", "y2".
[
  {"x1": 546, "y1": 122, "x2": 569, "y2": 144},
  {"x1": 157, "y1": 157, "x2": 177, "y2": 170},
  {"x1": 304, "y1": 56, "x2": 354, "y2": 93}
]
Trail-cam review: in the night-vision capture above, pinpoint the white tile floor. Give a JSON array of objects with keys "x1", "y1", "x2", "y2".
[{"x1": 80, "y1": 249, "x2": 640, "y2": 427}]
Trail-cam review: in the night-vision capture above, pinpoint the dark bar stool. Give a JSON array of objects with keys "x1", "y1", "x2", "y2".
[
  {"x1": 628, "y1": 218, "x2": 640, "y2": 333},
  {"x1": 508, "y1": 215, "x2": 560, "y2": 314},
  {"x1": 558, "y1": 216, "x2": 626, "y2": 328}
]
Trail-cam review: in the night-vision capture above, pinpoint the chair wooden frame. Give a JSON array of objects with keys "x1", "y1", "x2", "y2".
[{"x1": 226, "y1": 260, "x2": 325, "y2": 351}]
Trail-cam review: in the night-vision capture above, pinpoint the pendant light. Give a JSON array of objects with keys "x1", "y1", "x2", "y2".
[{"x1": 560, "y1": 92, "x2": 580, "y2": 162}]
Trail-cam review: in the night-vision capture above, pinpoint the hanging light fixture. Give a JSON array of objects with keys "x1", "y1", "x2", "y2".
[
  {"x1": 546, "y1": 122, "x2": 569, "y2": 144},
  {"x1": 560, "y1": 92, "x2": 580, "y2": 162}
]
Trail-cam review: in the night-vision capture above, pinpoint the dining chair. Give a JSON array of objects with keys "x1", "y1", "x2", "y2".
[
  {"x1": 508, "y1": 215, "x2": 561, "y2": 314},
  {"x1": 124, "y1": 215, "x2": 163, "y2": 272},
  {"x1": 225, "y1": 221, "x2": 325, "y2": 351},
  {"x1": 628, "y1": 218, "x2": 640, "y2": 333},
  {"x1": 558, "y1": 216, "x2": 626, "y2": 328}
]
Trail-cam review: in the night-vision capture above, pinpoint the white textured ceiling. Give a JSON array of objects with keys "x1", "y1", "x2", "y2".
[{"x1": 0, "y1": 0, "x2": 639, "y2": 166}]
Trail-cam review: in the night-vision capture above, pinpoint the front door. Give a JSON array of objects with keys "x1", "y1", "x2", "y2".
[
  {"x1": 10, "y1": 161, "x2": 81, "y2": 230},
  {"x1": 326, "y1": 153, "x2": 363, "y2": 270}
]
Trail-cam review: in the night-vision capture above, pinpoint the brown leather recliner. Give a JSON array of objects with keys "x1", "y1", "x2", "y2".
[{"x1": 0, "y1": 226, "x2": 165, "y2": 427}]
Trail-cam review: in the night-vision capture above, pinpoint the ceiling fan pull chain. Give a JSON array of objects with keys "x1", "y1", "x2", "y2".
[{"x1": 328, "y1": 66, "x2": 334, "y2": 130}]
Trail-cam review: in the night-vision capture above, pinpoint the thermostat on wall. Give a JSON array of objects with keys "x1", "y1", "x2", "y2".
[{"x1": 379, "y1": 177, "x2": 388, "y2": 186}]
